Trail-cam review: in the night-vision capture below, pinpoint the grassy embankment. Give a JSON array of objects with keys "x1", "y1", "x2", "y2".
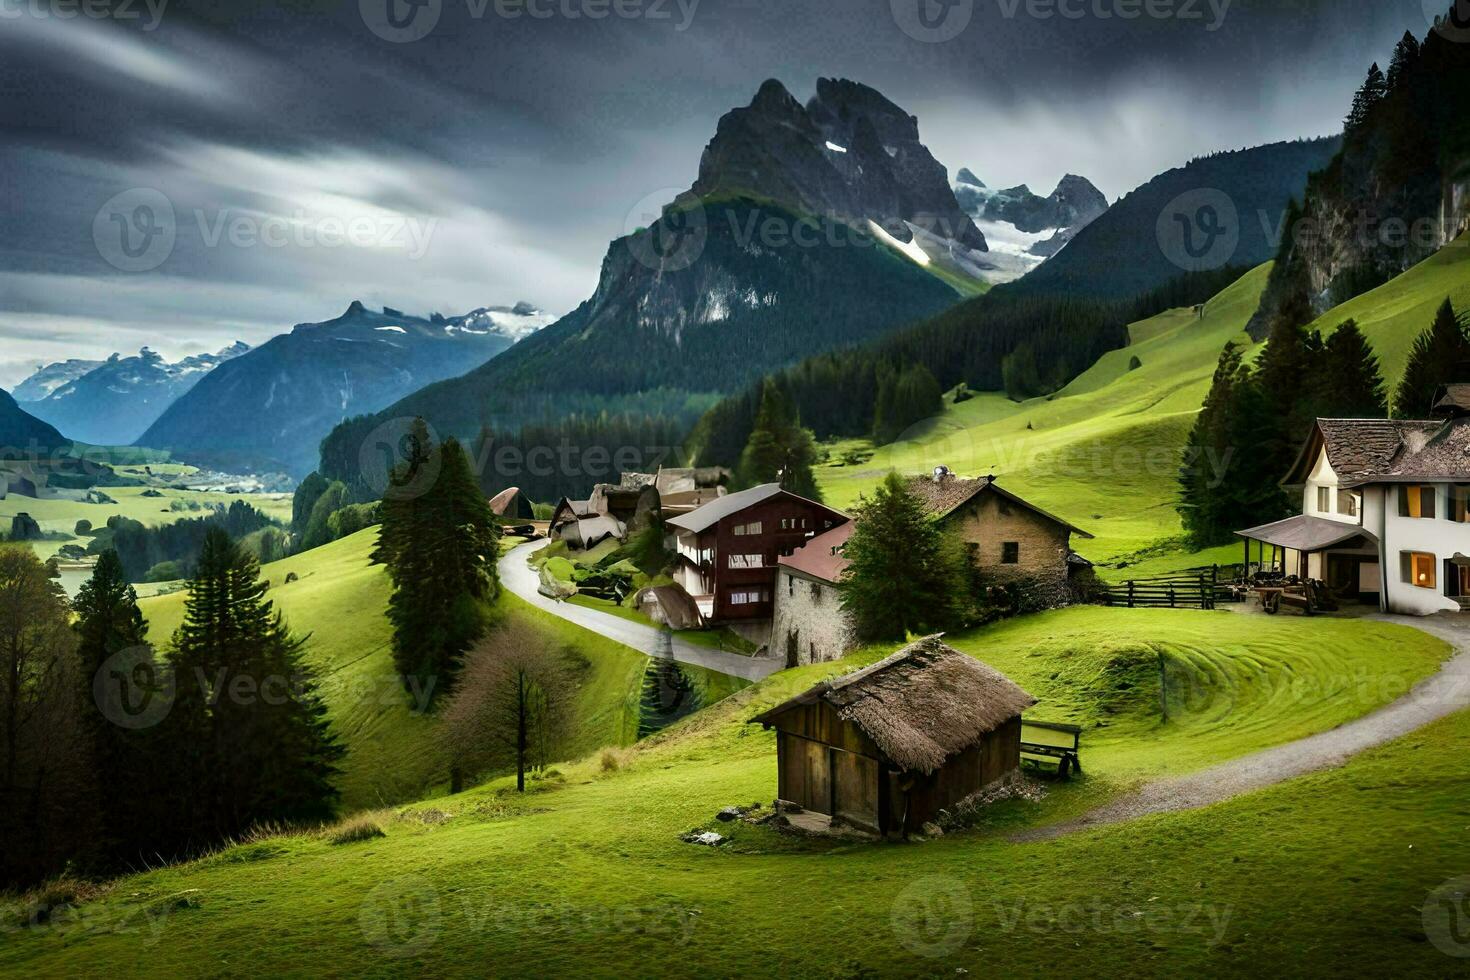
[{"x1": 1, "y1": 605, "x2": 1457, "y2": 977}]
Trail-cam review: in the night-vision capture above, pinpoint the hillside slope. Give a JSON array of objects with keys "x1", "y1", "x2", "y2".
[
  {"x1": 0, "y1": 606, "x2": 1454, "y2": 977},
  {"x1": 0, "y1": 387, "x2": 67, "y2": 455}
]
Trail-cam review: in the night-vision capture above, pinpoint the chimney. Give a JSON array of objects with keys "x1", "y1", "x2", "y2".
[{"x1": 932, "y1": 465, "x2": 952, "y2": 483}]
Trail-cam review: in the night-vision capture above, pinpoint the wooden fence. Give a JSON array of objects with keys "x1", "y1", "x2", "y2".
[{"x1": 1102, "y1": 567, "x2": 1242, "y2": 610}]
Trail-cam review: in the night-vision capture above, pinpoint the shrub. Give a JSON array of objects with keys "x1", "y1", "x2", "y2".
[
  {"x1": 599, "y1": 748, "x2": 622, "y2": 772},
  {"x1": 326, "y1": 812, "x2": 388, "y2": 845},
  {"x1": 74, "y1": 519, "x2": 92, "y2": 536}
]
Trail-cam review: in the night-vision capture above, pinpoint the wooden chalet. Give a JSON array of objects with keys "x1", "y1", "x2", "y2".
[
  {"x1": 752, "y1": 636, "x2": 1036, "y2": 835},
  {"x1": 666, "y1": 484, "x2": 847, "y2": 624}
]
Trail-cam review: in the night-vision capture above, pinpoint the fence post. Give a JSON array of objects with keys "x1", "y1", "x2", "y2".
[
  {"x1": 1128, "y1": 581, "x2": 1135, "y2": 609},
  {"x1": 1168, "y1": 587, "x2": 1176, "y2": 608}
]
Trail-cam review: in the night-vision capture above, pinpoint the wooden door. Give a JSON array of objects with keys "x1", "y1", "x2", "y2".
[
  {"x1": 830, "y1": 749, "x2": 880, "y2": 832},
  {"x1": 778, "y1": 735, "x2": 831, "y2": 814}
]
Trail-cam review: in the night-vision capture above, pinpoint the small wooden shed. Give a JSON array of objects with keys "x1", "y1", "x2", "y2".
[{"x1": 752, "y1": 636, "x2": 1035, "y2": 835}]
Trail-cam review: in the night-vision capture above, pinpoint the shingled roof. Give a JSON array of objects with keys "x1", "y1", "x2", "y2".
[
  {"x1": 753, "y1": 636, "x2": 1036, "y2": 775},
  {"x1": 903, "y1": 474, "x2": 1093, "y2": 539},
  {"x1": 1288, "y1": 418, "x2": 1470, "y2": 487}
]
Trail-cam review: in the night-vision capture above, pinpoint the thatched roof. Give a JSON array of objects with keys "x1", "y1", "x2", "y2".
[{"x1": 753, "y1": 636, "x2": 1036, "y2": 775}]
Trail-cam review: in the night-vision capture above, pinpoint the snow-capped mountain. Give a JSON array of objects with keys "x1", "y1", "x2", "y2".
[
  {"x1": 952, "y1": 170, "x2": 1110, "y2": 284},
  {"x1": 18, "y1": 343, "x2": 251, "y2": 446},
  {"x1": 11, "y1": 358, "x2": 104, "y2": 403},
  {"x1": 137, "y1": 301, "x2": 552, "y2": 476}
]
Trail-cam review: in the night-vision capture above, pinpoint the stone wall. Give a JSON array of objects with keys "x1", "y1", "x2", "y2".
[
  {"x1": 772, "y1": 568, "x2": 855, "y2": 667},
  {"x1": 948, "y1": 492, "x2": 1072, "y2": 588}
]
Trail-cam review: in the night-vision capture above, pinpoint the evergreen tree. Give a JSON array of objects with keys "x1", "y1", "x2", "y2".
[
  {"x1": 164, "y1": 530, "x2": 341, "y2": 846},
  {"x1": 71, "y1": 550, "x2": 155, "y2": 867},
  {"x1": 1344, "y1": 62, "x2": 1387, "y2": 134},
  {"x1": 737, "y1": 379, "x2": 821, "y2": 499},
  {"x1": 1315, "y1": 320, "x2": 1388, "y2": 419},
  {"x1": 838, "y1": 473, "x2": 968, "y2": 642},
  {"x1": 377, "y1": 423, "x2": 500, "y2": 698},
  {"x1": 1395, "y1": 300, "x2": 1470, "y2": 418},
  {"x1": 300, "y1": 480, "x2": 348, "y2": 552},
  {"x1": 873, "y1": 364, "x2": 944, "y2": 443},
  {"x1": 291, "y1": 472, "x2": 329, "y2": 540},
  {"x1": 1386, "y1": 31, "x2": 1421, "y2": 91}
]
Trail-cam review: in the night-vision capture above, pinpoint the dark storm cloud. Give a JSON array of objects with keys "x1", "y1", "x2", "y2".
[{"x1": 0, "y1": 0, "x2": 1434, "y2": 385}]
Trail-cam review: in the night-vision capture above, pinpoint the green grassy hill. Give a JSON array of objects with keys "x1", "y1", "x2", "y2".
[
  {"x1": 817, "y1": 233, "x2": 1470, "y2": 578},
  {"x1": 3, "y1": 606, "x2": 1456, "y2": 977},
  {"x1": 136, "y1": 530, "x2": 741, "y2": 810}
]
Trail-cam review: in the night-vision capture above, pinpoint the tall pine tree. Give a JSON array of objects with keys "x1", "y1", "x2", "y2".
[
  {"x1": 164, "y1": 529, "x2": 341, "y2": 847},
  {"x1": 737, "y1": 379, "x2": 821, "y2": 499},
  {"x1": 838, "y1": 473, "x2": 968, "y2": 642},
  {"x1": 1395, "y1": 299, "x2": 1470, "y2": 418},
  {"x1": 72, "y1": 550, "x2": 156, "y2": 868},
  {"x1": 1315, "y1": 320, "x2": 1389, "y2": 419},
  {"x1": 377, "y1": 423, "x2": 500, "y2": 698}
]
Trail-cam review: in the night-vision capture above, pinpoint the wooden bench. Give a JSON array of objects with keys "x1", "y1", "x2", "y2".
[{"x1": 1020, "y1": 720, "x2": 1083, "y2": 779}]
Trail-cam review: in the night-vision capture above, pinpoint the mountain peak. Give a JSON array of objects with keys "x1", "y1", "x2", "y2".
[
  {"x1": 345, "y1": 300, "x2": 367, "y2": 316},
  {"x1": 956, "y1": 168, "x2": 986, "y2": 188},
  {"x1": 750, "y1": 78, "x2": 800, "y2": 114}
]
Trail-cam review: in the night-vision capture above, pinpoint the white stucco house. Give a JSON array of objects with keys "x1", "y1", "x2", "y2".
[{"x1": 1238, "y1": 387, "x2": 1470, "y2": 616}]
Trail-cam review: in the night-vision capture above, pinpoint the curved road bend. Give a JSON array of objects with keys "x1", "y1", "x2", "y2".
[
  {"x1": 1013, "y1": 614, "x2": 1470, "y2": 842},
  {"x1": 498, "y1": 539, "x2": 784, "y2": 683}
]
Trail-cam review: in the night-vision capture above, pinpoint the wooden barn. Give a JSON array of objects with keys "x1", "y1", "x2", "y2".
[{"x1": 752, "y1": 636, "x2": 1035, "y2": 835}]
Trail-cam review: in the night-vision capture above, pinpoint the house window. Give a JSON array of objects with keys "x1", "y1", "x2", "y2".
[
  {"x1": 787, "y1": 575, "x2": 795, "y2": 598},
  {"x1": 1317, "y1": 487, "x2": 1331, "y2": 512},
  {"x1": 1399, "y1": 485, "x2": 1437, "y2": 519},
  {"x1": 1401, "y1": 552, "x2": 1437, "y2": 590},
  {"x1": 1002, "y1": 542, "x2": 1020, "y2": 565},
  {"x1": 730, "y1": 589, "x2": 769, "y2": 605},
  {"x1": 1453, "y1": 486, "x2": 1470, "y2": 523},
  {"x1": 811, "y1": 582, "x2": 821, "y2": 603},
  {"x1": 1337, "y1": 491, "x2": 1358, "y2": 518},
  {"x1": 728, "y1": 554, "x2": 764, "y2": 570}
]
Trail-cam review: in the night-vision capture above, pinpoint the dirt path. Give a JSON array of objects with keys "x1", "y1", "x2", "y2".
[
  {"x1": 499, "y1": 539, "x2": 784, "y2": 682},
  {"x1": 1012, "y1": 615, "x2": 1470, "y2": 842}
]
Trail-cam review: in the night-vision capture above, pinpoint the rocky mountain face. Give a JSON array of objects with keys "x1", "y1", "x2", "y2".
[
  {"x1": 1005, "y1": 137, "x2": 1342, "y2": 302},
  {"x1": 682, "y1": 78, "x2": 989, "y2": 280},
  {"x1": 317, "y1": 79, "x2": 968, "y2": 494},
  {"x1": 953, "y1": 170, "x2": 1110, "y2": 283},
  {"x1": 1248, "y1": 23, "x2": 1470, "y2": 339},
  {"x1": 19, "y1": 343, "x2": 250, "y2": 446},
  {"x1": 138, "y1": 301, "x2": 552, "y2": 476}
]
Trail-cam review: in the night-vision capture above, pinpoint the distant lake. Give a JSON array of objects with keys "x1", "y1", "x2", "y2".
[{"x1": 55, "y1": 567, "x2": 92, "y2": 598}]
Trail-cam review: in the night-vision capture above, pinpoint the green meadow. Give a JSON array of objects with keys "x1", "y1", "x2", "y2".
[{"x1": 2, "y1": 606, "x2": 1459, "y2": 978}]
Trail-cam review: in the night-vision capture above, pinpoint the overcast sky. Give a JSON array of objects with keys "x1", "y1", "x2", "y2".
[{"x1": 0, "y1": 0, "x2": 1434, "y2": 387}]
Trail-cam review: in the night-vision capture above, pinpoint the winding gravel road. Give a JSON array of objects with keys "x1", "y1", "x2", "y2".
[
  {"x1": 1012, "y1": 614, "x2": 1470, "y2": 842},
  {"x1": 498, "y1": 539, "x2": 784, "y2": 682}
]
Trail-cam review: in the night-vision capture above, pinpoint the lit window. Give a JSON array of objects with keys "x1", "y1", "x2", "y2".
[
  {"x1": 1401, "y1": 552, "x2": 1437, "y2": 590},
  {"x1": 1453, "y1": 486, "x2": 1470, "y2": 523}
]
